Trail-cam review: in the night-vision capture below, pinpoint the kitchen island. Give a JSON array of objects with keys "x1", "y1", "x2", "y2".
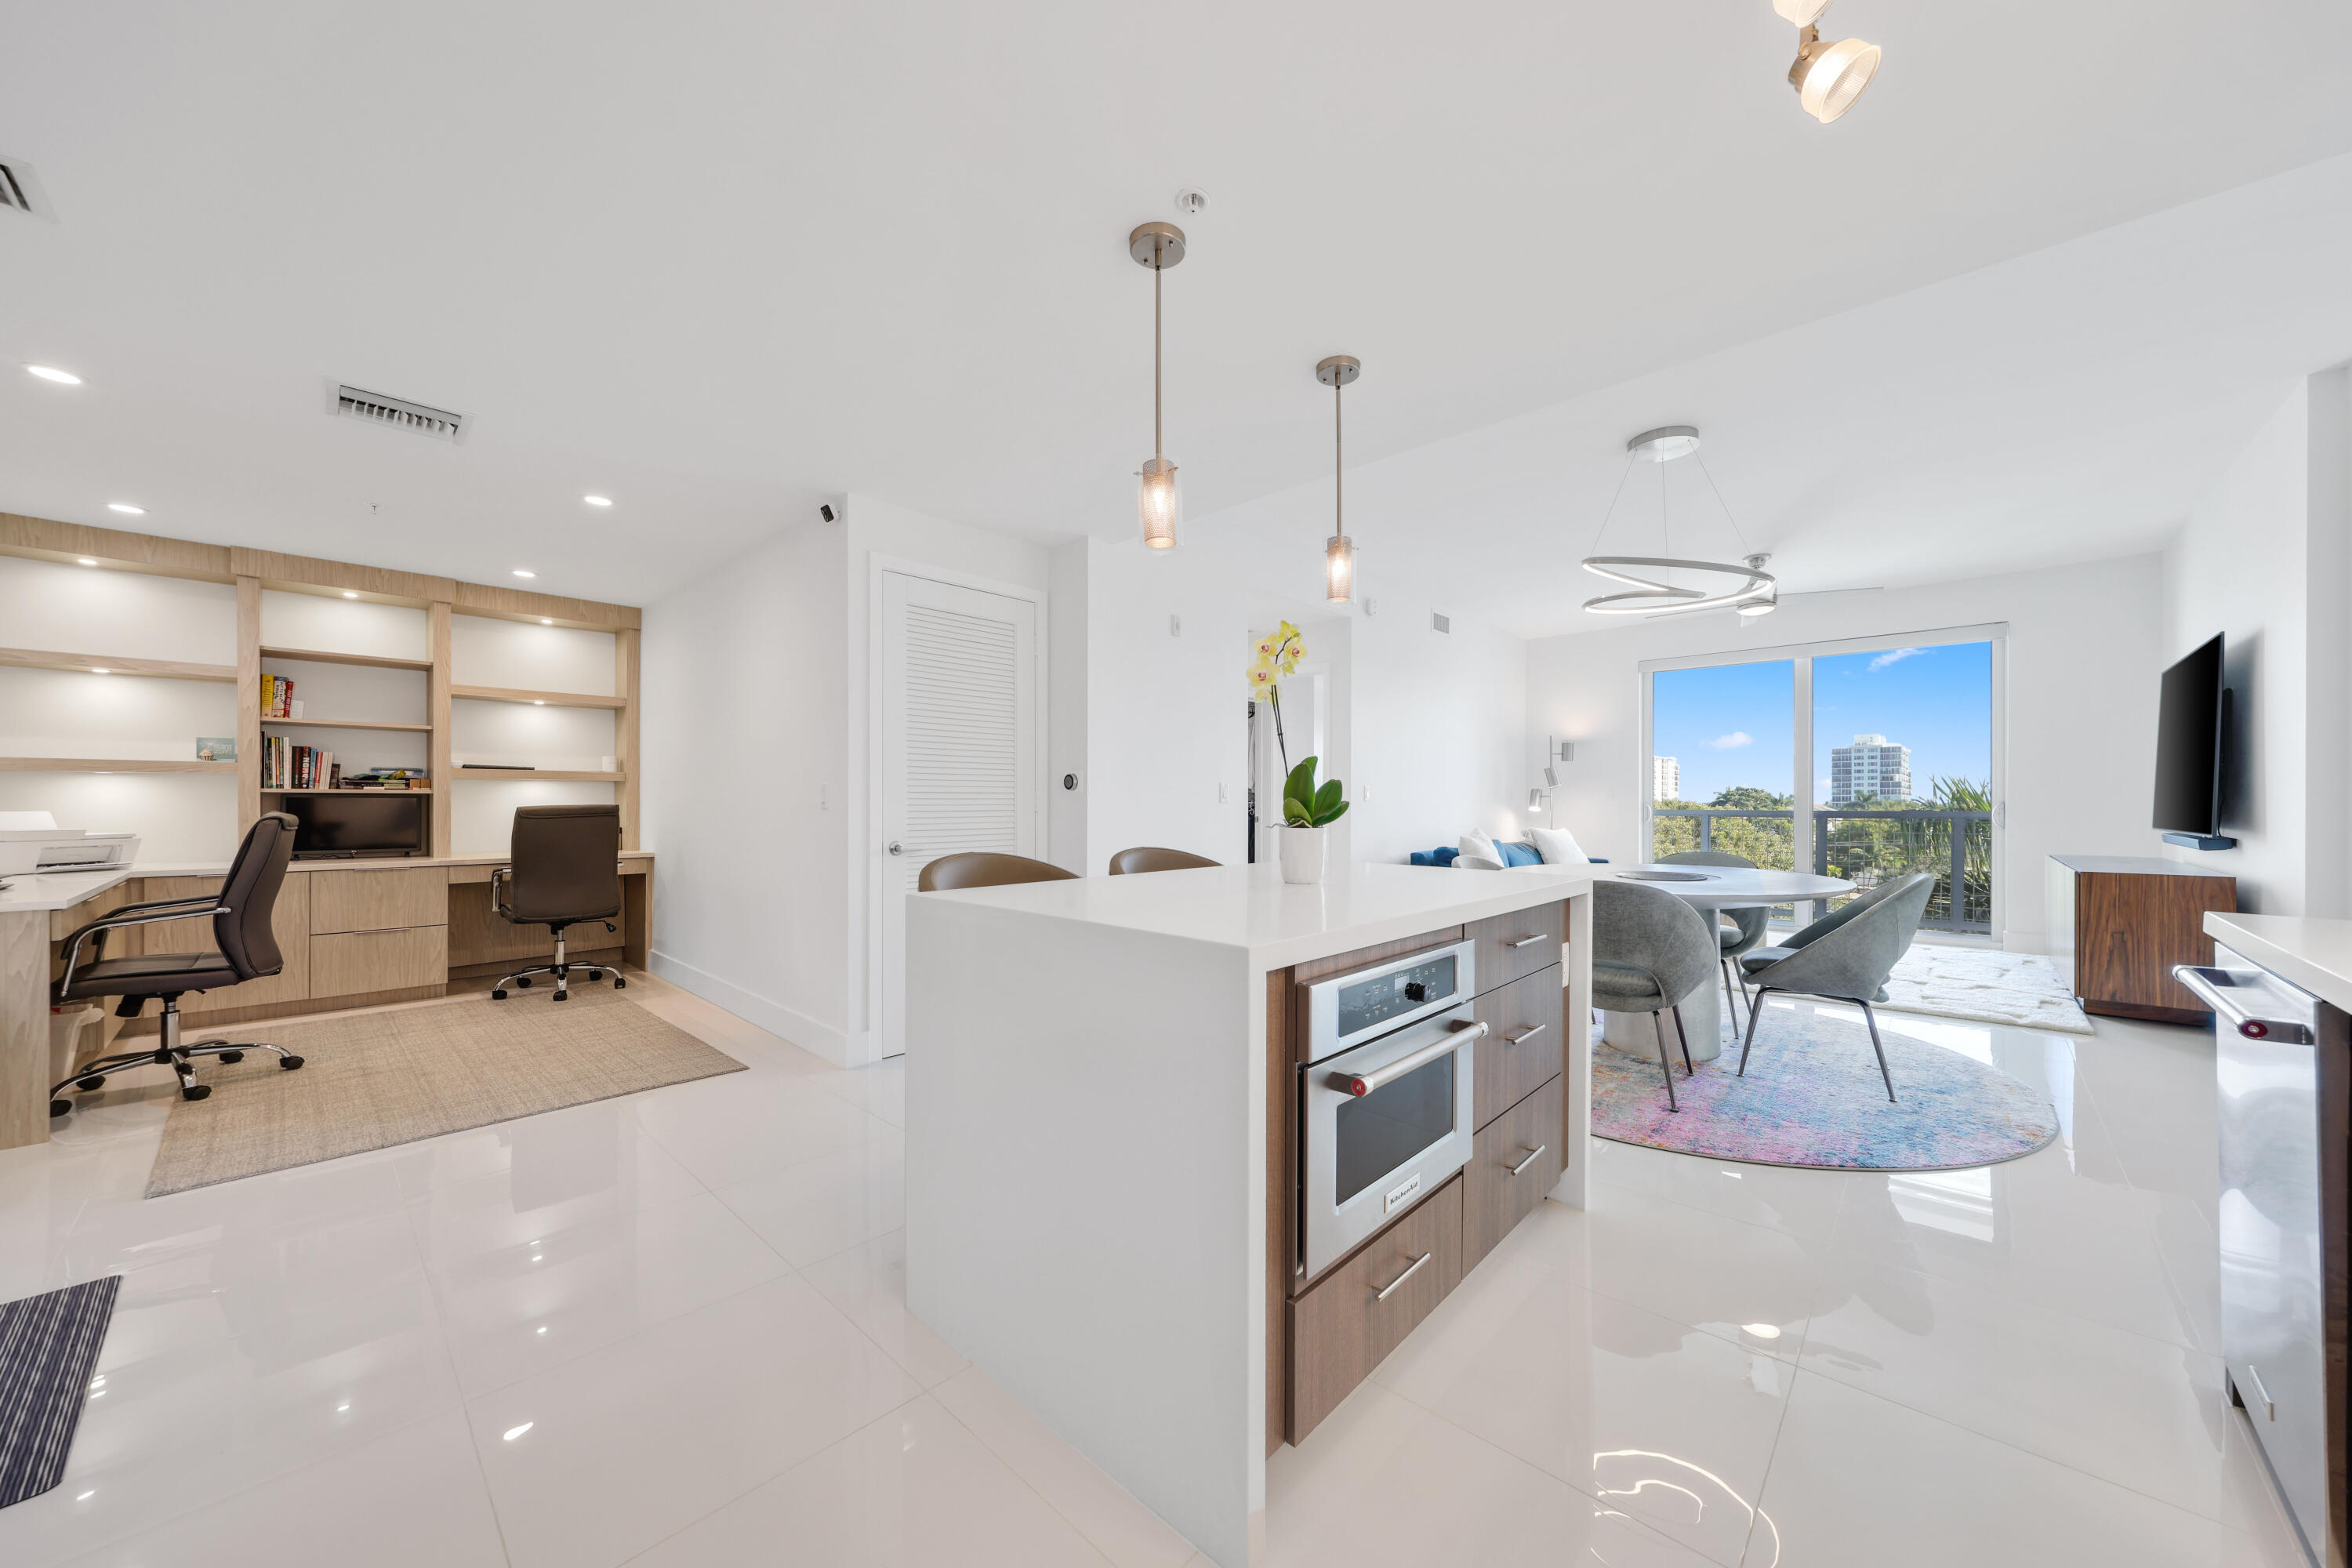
[{"x1": 904, "y1": 861, "x2": 1594, "y2": 1568}]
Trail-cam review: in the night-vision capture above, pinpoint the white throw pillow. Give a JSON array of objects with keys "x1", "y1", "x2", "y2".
[
  {"x1": 1457, "y1": 832, "x2": 1504, "y2": 870},
  {"x1": 1528, "y1": 826, "x2": 1590, "y2": 866}
]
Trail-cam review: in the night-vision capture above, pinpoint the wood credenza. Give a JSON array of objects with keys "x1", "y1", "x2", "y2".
[
  {"x1": 2047, "y1": 855, "x2": 2238, "y2": 1025},
  {"x1": 1267, "y1": 901, "x2": 1570, "y2": 1448}
]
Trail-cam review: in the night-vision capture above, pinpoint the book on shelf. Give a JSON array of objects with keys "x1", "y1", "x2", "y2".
[
  {"x1": 261, "y1": 739, "x2": 336, "y2": 790},
  {"x1": 260, "y1": 673, "x2": 297, "y2": 720}
]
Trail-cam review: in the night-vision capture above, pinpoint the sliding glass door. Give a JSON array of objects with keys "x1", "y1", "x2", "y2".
[{"x1": 1642, "y1": 628, "x2": 2002, "y2": 936}]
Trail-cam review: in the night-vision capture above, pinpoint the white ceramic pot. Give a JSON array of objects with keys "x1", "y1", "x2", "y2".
[{"x1": 1279, "y1": 824, "x2": 1327, "y2": 885}]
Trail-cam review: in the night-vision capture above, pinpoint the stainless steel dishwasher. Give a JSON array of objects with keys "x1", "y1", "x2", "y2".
[{"x1": 2176, "y1": 948, "x2": 2350, "y2": 1568}]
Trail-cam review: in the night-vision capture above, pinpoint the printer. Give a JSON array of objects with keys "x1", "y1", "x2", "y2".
[{"x1": 0, "y1": 811, "x2": 143, "y2": 874}]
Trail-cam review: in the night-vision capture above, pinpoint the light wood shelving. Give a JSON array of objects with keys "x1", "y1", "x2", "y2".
[
  {"x1": 451, "y1": 684, "x2": 626, "y2": 710},
  {"x1": 0, "y1": 647, "x2": 238, "y2": 682},
  {"x1": 2, "y1": 510, "x2": 643, "y2": 856},
  {"x1": 0, "y1": 757, "x2": 237, "y2": 774},
  {"x1": 259, "y1": 645, "x2": 434, "y2": 672},
  {"x1": 260, "y1": 717, "x2": 433, "y2": 732}
]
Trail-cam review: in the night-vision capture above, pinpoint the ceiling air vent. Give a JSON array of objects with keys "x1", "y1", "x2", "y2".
[
  {"x1": 333, "y1": 384, "x2": 469, "y2": 443},
  {"x1": 0, "y1": 156, "x2": 53, "y2": 220}
]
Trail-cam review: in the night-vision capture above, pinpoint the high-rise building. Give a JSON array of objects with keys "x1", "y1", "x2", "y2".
[
  {"x1": 1831, "y1": 733, "x2": 1912, "y2": 804},
  {"x1": 1652, "y1": 756, "x2": 1681, "y2": 802}
]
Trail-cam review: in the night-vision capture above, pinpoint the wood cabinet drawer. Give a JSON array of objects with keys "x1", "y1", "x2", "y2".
[
  {"x1": 1289, "y1": 1174, "x2": 1462, "y2": 1442},
  {"x1": 1464, "y1": 1075, "x2": 1563, "y2": 1275},
  {"x1": 1469, "y1": 902, "x2": 1565, "y2": 994},
  {"x1": 310, "y1": 926, "x2": 448, "y2": 998},
  {"x1": 136, "y1": 874, "x2": 312, "y2": 1014},
  {"x1": 309, "y1": 866, "x2": 448, "y2": 934},
  {"x1": 1472, "y1": 965, "x2": 1563, "y2": 1129}
]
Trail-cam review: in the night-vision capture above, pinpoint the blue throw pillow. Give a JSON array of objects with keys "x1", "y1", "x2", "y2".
[
  {"x1": 1498, "y1": 841, "x2": 1542, "y2": 867},
  {"x1": 1408, "y1": 847, "x2": 1461, "y2": 866}
]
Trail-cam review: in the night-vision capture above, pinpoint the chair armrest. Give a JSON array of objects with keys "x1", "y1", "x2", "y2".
[
  {"x1": 56, "y1": 898, "x2": 227, "y2": 996},
  {"x1": 489, "y1": 866, "x2": 514, "y2": 919}
]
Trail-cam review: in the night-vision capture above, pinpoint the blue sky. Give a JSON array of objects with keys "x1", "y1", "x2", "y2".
[{"x1": 1652, "y1": 641, "x2": 1992, "y2": 803}]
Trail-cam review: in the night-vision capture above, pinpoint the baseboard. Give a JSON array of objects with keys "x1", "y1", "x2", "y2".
[{"x1": 647, "y1": 949, "x2": 851, "y2": 1065}]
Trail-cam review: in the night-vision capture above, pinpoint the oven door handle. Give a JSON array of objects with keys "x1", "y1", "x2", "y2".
[
  {"x1": 1330, "y1": 1019, "x2": 1486, "y2": 1098},
  {"x1": 2173, "y1": 965, "x2": 2314, "y2": 1044}
]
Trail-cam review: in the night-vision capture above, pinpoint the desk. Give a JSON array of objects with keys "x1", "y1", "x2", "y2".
[
  {"x1": 1589, "y1": 863, "x2": 1856, "y2": 1063},
  {"x1": 0, "y1": 851, "x2": 654, "y2": 1150}
]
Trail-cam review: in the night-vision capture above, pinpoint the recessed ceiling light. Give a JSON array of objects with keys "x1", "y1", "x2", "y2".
[
  {"x1": 75, "y1": 557, "x2": 98, "y2": 566},
  {"x1": 90, "y1": 668, "x2": 110, "y2": 675},
  {"x1": 106, "y1": 503, "x2": 144, "y2": 515},
  {"x1": 532, "y1": 699, "x2": 546, "y2": 706},
  {"x1": 342, "y1": 590, "x2": 358, "y2": 599},
  {"x1": 539, "y1": 617, "x2": 554, "y2": 626},
  {"x1": 583, "y1": 495, "x2": 612, "y2": 507},
  {"x1": 26, "y1": 365, "x2": 82, "y2": 385},
  {"x1": 513, "y1": 569, "x2": 535, "y2": 579}
]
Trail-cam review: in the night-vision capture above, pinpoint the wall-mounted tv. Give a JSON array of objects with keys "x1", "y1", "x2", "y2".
[
  {"x1": 2151, "y1": 633, "x2": 2230, "y2": 848},
  {"x1": 282, "y1": 793, "x2": 426, "y2": 857}
]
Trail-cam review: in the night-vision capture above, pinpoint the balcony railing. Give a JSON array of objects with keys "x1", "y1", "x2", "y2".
[{"x1": 1650, "y1": 808, "x2": 1993, "y2": 933}]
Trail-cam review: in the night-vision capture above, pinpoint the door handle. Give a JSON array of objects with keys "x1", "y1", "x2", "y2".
[
  {"x1": 1331, "y1": 1020, "x2": 1486, "y2": 1097},
  {"x1": 1509, "y1": 1144, "x2": 1548, "y2": 1177},
  {"x1": 887, "y1": 842, "x2": 904, "y2": 856},
  {"x1": 1374, "y1": 1250, "x2": 1432, "y2": 1302}
]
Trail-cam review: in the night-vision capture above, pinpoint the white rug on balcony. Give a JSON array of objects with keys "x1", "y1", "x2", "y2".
[{"x1": 1877, "y1": 945, "x2": 2092, "y2": 1035}]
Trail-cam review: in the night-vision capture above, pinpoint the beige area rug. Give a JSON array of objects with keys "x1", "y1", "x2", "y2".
[
  {"x1": 145, "y1": 984, "x2": 745, "y2": 1197},
  {"x1": 1879, "y1": 945, "x2": 2094, "y2": 1036}
]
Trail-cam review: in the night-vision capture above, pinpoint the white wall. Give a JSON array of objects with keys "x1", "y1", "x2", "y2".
[
  {"x1": 259, "y1": 591, "x2": 426, "y2": 660},
  {"x1": 641, "y1": 518, "x2": 851, "y2": 1058},
  {"x1": 449, "y1": 617, "x2": 616, "y2": 696},
  {"x1": 1526, "y1": 553, "x2": 2166, "y2": 952},
  {"x1": 1047, "y1": 539, "x2": 1090, "y2": 872},
  {"x1": 1351, "y1": 601, "x2": 1526, "y2": 864},
  {"x1": 2161, "y1": 369, "x2": 2352, "y2": 916}
]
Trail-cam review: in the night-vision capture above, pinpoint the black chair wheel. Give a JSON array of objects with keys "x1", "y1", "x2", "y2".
[
  {"x1": 613, "y1": 978, "x2": 626, "y2": 989},
  {"x1": 553, "y1": 991, "x2": 569, "y2": 1002},
  {"x1": 280, "y1": 1054, "x2": 304, "y2": 1070},
  {"x1": 76, "y1": 1075, "x2": 106, "y2": 1091},
  {"x1": 217, "y1": 1051, "x2": 244, "y2": 1064},
  {"x1": 50, "y1": 1099, "x2": 71, "y2": 1118},
  {"x1": 586, "y1": 969, "x2": 602, "y2": 982},
  {"x1": 181, "y1": 1083, "x2": 212, "y2": 1102},
  {"x1": 492, "y1": 989, "x2": 508, "y2": 1000},
  {"x1": 516, "y1": 977, "x2": 533, "y2": 988}
]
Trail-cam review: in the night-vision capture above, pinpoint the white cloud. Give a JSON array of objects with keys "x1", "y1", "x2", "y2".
[
  {"x1": 1706, "y1": 731, "x2": 1754, "y2": 750},
  {"x1": 1868, "y1": 646, "x2": 1926, "y2": 672}
]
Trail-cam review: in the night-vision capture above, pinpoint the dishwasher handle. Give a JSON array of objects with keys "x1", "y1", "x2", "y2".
[{"x1": 2173, "y1": 965, "x2": 2314, "y2": 1044}]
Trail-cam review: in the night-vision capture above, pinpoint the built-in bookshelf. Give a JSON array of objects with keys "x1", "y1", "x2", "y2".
[{"x1": 0, "y1": 513, "x2": 641, "y2": 858}]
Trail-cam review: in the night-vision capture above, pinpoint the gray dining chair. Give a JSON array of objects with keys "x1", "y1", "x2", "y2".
[
  {"x1": 1658, "y1": 851, "x2": 1771, "y2": 1018},
  {"x1": 1736, "y1": 872, "x2": 1936, "y2": 1102},
  {"x1": 1592, "y1": 879, "x2": 1722, "y2": 1112}
]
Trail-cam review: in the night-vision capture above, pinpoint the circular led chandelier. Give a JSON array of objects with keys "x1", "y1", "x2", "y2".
[{"x1": 1580, "y1": 426, "x2": 1778, "y2": 618}]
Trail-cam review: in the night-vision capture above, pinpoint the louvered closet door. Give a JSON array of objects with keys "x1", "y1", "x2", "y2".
[{"x1": 879, "y1": 571, "x2": 1041, "y2": 1059}]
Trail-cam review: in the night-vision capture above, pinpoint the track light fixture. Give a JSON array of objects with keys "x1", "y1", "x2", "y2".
[{"x1": 1775, "y1": 0, "x2": 1881, "y2": 123}]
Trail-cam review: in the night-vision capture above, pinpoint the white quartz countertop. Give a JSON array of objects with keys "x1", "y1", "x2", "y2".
[
  {"x1": 916, "y1": 861, "x2": 1591, "y2": 971},
  {"x1": 2207, "y1": 913, "x2": 2352, "y2": 1016}
]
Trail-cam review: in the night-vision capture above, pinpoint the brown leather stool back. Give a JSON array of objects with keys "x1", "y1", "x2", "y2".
[
  {"x1": 1107, "y1": 846, "x2": 1221, "y2": 875},
  {"x1": 917, "y1": 852, "x2": 1078, "y2": 892}
]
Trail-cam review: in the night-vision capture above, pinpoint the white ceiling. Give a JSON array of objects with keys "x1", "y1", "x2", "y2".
[{"x1": 3, "y1": 1, "x2": 2350, "y2": 610}]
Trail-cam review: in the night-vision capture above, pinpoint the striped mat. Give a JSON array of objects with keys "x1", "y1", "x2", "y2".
[{"x1": 0, "y1": 1276, "x2": 120, "y2": 1508}]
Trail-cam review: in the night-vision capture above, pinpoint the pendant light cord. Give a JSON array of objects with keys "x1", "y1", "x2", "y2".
[
  {"x1": 1582, "y1": 456, "x2": 1638, "y2": 559},
  {"x1": 1692, "y1": 452, "x2": 1752, "y2": 557},
  {"x1": 1153, "y1": 252, "x2": 1163, "y2": 460},
  {"x1": 1334, "y1": 376, "x2": 1343, "y2": 535}
]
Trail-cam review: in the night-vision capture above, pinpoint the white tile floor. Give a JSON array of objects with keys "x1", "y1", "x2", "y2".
[{"x1": 0, "y1": 977, "x2": 2314, "y2": 1566}]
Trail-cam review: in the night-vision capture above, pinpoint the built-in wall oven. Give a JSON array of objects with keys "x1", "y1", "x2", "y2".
[{"x1": 1299, "y1": 939, "x2": 1482, "y2": 1279}]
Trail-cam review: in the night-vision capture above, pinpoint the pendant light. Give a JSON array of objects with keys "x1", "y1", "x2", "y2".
[
  {"x1": 1579, "y1": 426, "x2": 1777, "y2": 616},
  {"x1": 1129, "y1": 222, "x2": 1187, "y2": 549},
  {"x1": 1774, "y1": 0, "x2": 1881, "y2": 123},
  {"x1": 1317, "y1": 355, "x2": 1359, "y2": 603}
]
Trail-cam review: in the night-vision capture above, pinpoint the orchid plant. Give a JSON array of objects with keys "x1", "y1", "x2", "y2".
[{"x1": 1246, "y1": 621, "x2": 1305, "y2": 775}]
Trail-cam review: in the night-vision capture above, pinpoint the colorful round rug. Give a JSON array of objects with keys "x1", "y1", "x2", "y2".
[{"x1": 1592, "y1": 1010, "x2": 2060, "y2": 1171}]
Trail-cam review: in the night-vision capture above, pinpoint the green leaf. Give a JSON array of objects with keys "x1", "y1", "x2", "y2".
[
  {"x1": 1283, "y1": 798, "x2": 1315, "y2": 826},
  {"x1": 1283, "y1": 757, "x2": 1319, "y2": 807},
  {"x1": 1315, "y1": 799, "x2": 1350, "y2": 826},
  {"x1": 1313, "y1": 779, "x2": 1343, "y2": 817}
]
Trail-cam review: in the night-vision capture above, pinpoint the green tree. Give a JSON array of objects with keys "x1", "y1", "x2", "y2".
[{"x1": 1710, "y1": 786, "x2": 1794, "y2": 810}]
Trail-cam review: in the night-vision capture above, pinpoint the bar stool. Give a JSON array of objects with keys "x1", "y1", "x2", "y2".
[
  {"x1": 1107, "y1": 847, "x2": 1221, "y2": 874},
  {"x1": 917, "y1": 853, "x2": 1079, "y2": 891}
]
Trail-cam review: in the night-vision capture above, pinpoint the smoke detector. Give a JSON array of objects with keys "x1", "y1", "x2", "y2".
[{"x1": 331, "y1": 383, "x2": 470, "y2": 443}]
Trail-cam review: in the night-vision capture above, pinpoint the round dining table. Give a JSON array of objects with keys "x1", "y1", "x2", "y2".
[{"x1": 1591, "y1": 863, "x2": 1857, "y2": 1063}]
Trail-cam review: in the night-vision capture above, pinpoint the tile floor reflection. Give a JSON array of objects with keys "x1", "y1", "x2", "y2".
[{"x1": 0, "y1": 981, "x2": 2311, "y2": 1567}]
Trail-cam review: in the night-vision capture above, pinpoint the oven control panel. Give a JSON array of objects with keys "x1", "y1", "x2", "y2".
[{"x1": 1337, "y1": 955, "x2": 1458, "y2": 1039}]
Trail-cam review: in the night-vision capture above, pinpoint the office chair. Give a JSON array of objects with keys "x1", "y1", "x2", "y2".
[
  {"x1": 490, "y1": 804, "x2": 625, "y2": 1003},
  {"x1": 1107, "y1": 846, "x2": 1221, "y2": 875},
  {"x1": 917, "y1": 852, "x2": 1077, "y2": 891},
  {"x1": 50, "y1": 811, "x2": 306, "y2": 1116}
]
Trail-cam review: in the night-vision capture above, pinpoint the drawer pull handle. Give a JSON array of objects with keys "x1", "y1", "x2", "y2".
[
  {"x1": 1510, "y1": 1143, "x2": 1548, "y2": 1177},
  {"x1": 1507, "y1": 1024, "x2": 1548, "y2": 1044},
  {"x1": 1505, "y1": 935, "x2": 1548, "y2": 949},
  {"x1": 2247, "y1": 1364, "x2": 2275, "y2": 1421},
  {"x1": 1374, "y1": 1250, "x2": 1433, "y2": 1302}
]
